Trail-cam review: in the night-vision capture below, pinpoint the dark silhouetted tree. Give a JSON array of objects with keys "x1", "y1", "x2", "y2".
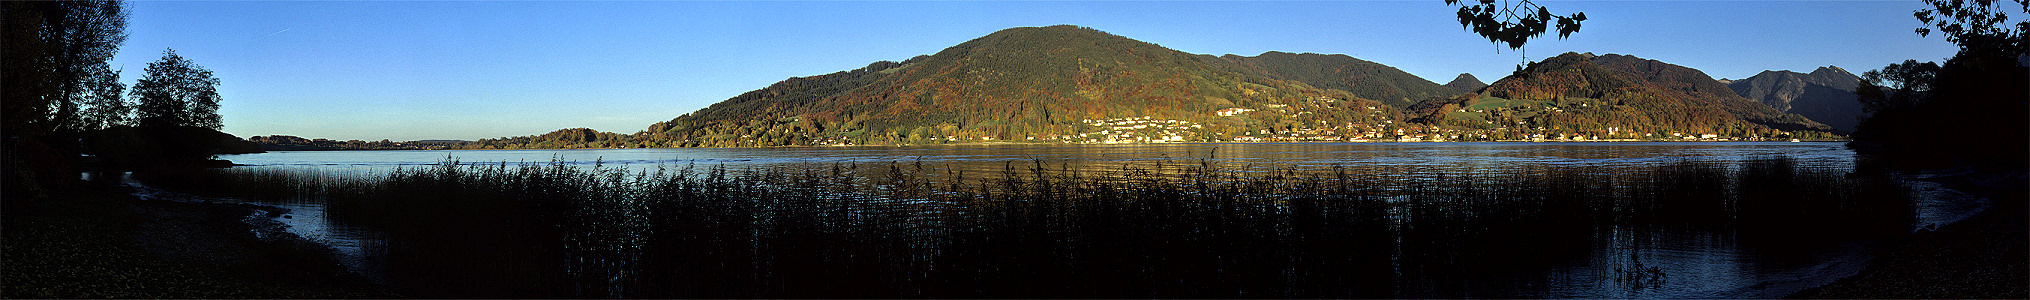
[
  {"x1": 1854, "y1": 59, "x2": 1939, "y2": 115},
  {"x1": 132, "y1": 49, "x2": 223, "y2": 130},
  {"x1": 3, "y1": 0, "x2": 129, "y2": 195},
  {"x1": 1850, "y1": 0, "x2": 2028, "y2": 168},
  {"x1": 79, "y1": 65, "x2": 130, "y2": 130},
  {"x1": 1912, "y1": 0, "x2": 2028, "y2": 55},
  {"x1": 1443, "y1": 0, "x2": 1586, "y2": 67},
  {"x1": 3, "y1": 0, "x2": 128, "y2": 136}
]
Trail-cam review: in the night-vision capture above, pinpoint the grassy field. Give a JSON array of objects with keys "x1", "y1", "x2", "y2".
[{"x1": 1444, "y1": 96, "x2": 1543, "y2": 126}]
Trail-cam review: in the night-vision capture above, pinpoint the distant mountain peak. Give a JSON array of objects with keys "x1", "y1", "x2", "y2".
[
  {"x1": 637, "y1": 24, "x2": 1443, "y2": 147},
  {"x1": 1811, "y1": 66, "x2": 1849, "y2": 76},
  {"x1": 1727, "y1": 65, "x2": 1864, "y2": 133},
  {"x1": 1484, "y1": 52, "x2": 1832, "y2": 133},
  {"x1": 1444, "y1": 73, "x2": 1487, "y2": 93}
]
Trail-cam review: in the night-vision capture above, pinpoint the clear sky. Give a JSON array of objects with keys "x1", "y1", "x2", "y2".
[{"x1": 107, "y1": 0, "x2": 1968, "y2": 141}]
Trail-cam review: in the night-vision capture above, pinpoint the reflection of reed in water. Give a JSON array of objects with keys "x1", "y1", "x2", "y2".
[
  {"x1": 1616, "y1": 249, "x2": 1668, "y2": 290},
  {"x1": 168, "y1": 155, "x2": 1911, "y2": 298}
]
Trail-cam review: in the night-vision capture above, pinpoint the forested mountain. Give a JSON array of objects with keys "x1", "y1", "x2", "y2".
[
  {"x1": 1443, "y1": 73, "x2": 1488, "y2": 94},
  {"x1": 454, "y1": 27, "x2": 1838, "y2": 148},
  {"x1": 634, "y1": 25, "x2": 1417, "y2": 147},
  {"x1": 1728, "y1": 67, "x2": 1864, "y2": 132},
  {"x1": 1412, "y1": 52, "x2": 1835, "y2": 139},
  {"x1": 1198, "y1": 51, "x2": 1455, "y2": 109}
]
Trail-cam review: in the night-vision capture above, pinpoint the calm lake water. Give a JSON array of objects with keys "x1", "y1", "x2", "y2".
[
  {"x1": 220, "y1": 142, "x2": 1861, "y2": 174},
  {"x1": 193, "y1": 142, "x2": 1977, "y2": 298}
]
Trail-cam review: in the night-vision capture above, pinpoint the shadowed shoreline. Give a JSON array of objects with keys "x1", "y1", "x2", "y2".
[
  {"x1": 8, "y1": 154, "x2": 2021, "y2": 298},
  {"x1": 1789, "y1": 169, "x2": 2029, "y2": 298},
  {"x1": 0, "y1": 186, "x2": 395, "y2": 298}
]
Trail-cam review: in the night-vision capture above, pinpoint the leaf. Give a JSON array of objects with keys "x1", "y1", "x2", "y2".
[{"x1": 1457, "y1": 9, "x2": 1475, "y2": 29}]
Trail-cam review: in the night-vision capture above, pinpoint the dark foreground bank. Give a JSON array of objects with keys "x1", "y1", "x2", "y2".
[
  {"x1": 1790, "y1": 169, "x2": 2030, "y2": 298},
  {"x1": 5, "y1": 165, "x2": 2013, "y2": 298},
  {"x1": 1, "y1": 187, "x2": 395, "y2": 298}
]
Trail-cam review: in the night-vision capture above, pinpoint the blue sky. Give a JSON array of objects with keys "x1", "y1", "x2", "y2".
[{"x1": 108, "y1": 1, "x2": 1966, "y2": 141}]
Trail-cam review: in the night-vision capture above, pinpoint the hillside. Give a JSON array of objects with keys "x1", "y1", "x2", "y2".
[
  {"x1": 1728, "y1": 67, "x2": 1864, "y2": 132},
  {"x1": 464, "y1": 27, "x2": 1837, "y2": 148},
  {"x1": 1199, "y1": 51, "x2": 1456, "y2": 109},
  {"x1": 1419, "y1": 52, "x2": 1834, "y2": 139},
  {"x1": 636, "y1": 25, "x2": 1419, "y2": 147},
  {"x1": 1443, "y1": 73, "x2": 1488, "y2": 94}
]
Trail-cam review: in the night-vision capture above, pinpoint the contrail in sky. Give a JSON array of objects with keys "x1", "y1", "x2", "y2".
[{"x1": 265, "y1": 28, "x2": 291, "y2": 37}]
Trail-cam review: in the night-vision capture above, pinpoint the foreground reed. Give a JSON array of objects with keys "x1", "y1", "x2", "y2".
[{"x1": 170, "y1": 156, "x2": 1913, "y2": 298}]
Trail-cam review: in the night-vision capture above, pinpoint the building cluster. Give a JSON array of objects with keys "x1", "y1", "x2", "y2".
[{"x1": 1043, "y1": 117, "x2": 1204, "y2": 144}]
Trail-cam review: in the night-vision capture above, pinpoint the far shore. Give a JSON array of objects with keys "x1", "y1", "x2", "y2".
[{"x1": 249, "y1": 138, "x2": 1859, "y2": 152}]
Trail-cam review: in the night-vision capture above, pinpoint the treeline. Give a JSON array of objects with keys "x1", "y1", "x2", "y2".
[
  {"x1": 464, "y1": 128, "x2": 633, "y2": 149},
  {"x1": 251, "y1": 128, "x2": 631, "y2": 150},
  {"x1": 248, "y1": 135, "x2": 465, "y2": 151}
]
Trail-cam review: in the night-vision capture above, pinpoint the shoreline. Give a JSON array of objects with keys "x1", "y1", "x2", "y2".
[
  {"x1": 1, "y1": 186, "x2": 396, "y2": 298},
  {"x1": 1788, "y1": 168, "x2": 2029, "y2": 298},
  {"x1": 245, "y1": 138, "x2": 1851, "y2": 151},
  {"x1": 14, "y1": 163, "x2": 2007, "y2": 298}
]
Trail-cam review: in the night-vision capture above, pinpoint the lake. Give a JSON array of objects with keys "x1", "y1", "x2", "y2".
[
  {"x1": 187, "y1": 142, "x2": 1976, "y2": 298},
  {"x1": 220, "y1": 142, "x2": 1862, "y2": 174}
]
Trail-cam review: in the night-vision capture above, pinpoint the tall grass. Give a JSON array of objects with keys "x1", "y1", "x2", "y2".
[{"x1": 171, "y1": 156, "x2": 1912, "y2": 298}]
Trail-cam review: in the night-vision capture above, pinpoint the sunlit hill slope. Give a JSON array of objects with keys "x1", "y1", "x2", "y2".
[
  {"x1": 1406, "y1": 52, "x2": 1834, "y2": 140},
  {"x1": 637, "y1": 25, "x2": 1418, "y2": 147},
  {"x1": 447, "y1": 26, "x2": 1841, "y2": 149}
]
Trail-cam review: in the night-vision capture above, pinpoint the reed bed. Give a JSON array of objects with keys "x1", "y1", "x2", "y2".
[{"x1": 166, "y1": 156, "x2": 1912, "y2": 298}]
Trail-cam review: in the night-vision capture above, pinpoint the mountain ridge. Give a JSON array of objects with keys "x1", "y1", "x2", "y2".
[
  {"x1": 637, "y1": 25, "x2": 1414, "y2": 147},
  {"x1": 1728, "y1": 66, "x2": 1863, "y2": 132},
  {"x1": 1462, "y1": 52, "x2": 1832, "y2": 136},
  {"x1": 430, "y1": 26, "x2": 1842, "y2": 148},
  {"x1": 1199, "y1": 51, "x2": 1454, "y2": 109},
  {"x1": 1443, "y1": 73, "x2": 1487, "y2": 93}
]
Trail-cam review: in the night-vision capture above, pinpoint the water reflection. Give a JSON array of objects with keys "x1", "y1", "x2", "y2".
[
  {"x1": 120, "y1": 173, "x2": 391, "y2": 285},
  {"x1": 183, "y1": 143, "x2": 1971, "y2": 298},
  {"x1": 218, "y1": 142, "x2": 1859, "y2": 175}
]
